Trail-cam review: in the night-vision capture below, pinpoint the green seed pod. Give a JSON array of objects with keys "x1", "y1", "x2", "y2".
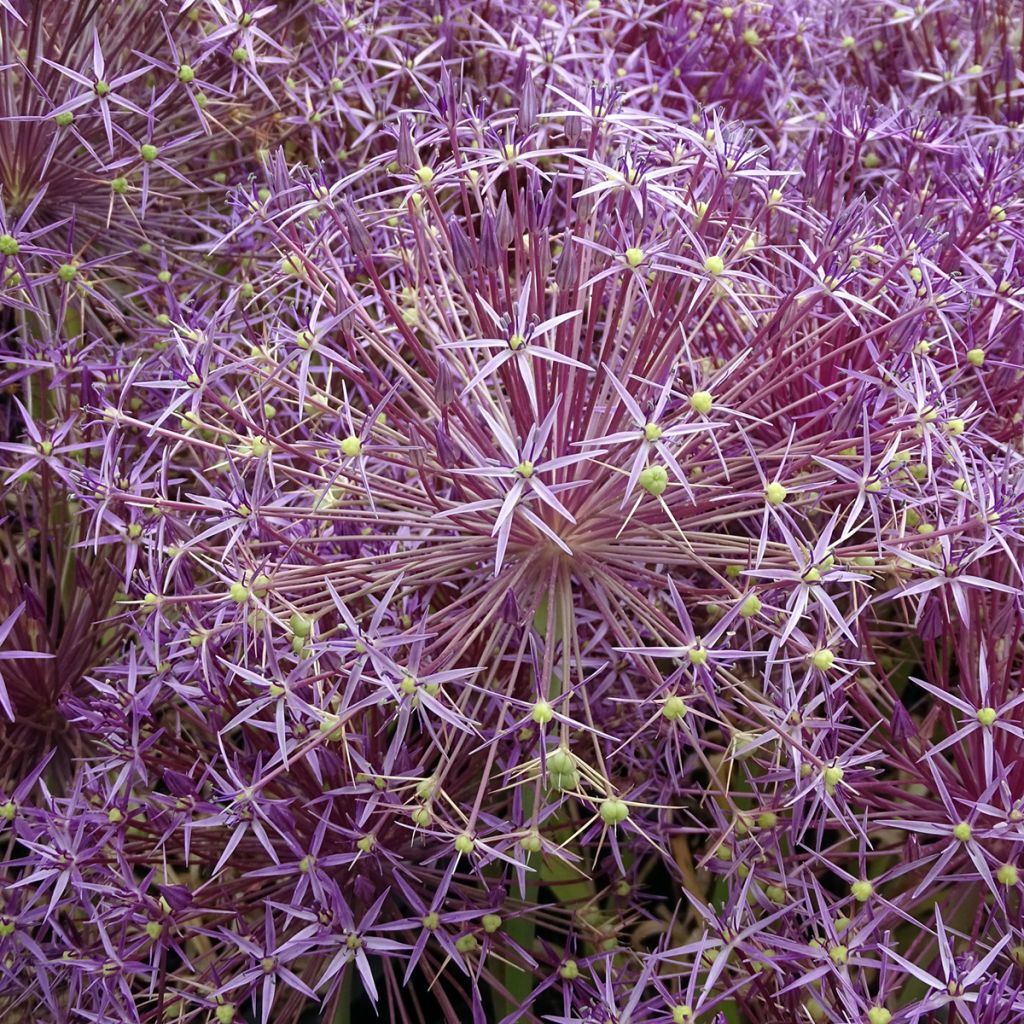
[{"x1": 599, "y1": 797, "x2": 629, "y2": 826}]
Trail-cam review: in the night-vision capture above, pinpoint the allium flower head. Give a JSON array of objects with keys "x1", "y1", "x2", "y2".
[{"x1": 2, "y1": 1, "x2": 1024, "y2": 1023}]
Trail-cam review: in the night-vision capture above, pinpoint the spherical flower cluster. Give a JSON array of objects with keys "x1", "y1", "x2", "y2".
[{"x1": 2, "y1": 1, "x2": 1024, "y2": 1023}]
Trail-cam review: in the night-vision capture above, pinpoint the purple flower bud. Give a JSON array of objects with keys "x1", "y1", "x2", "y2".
[
  {"x1": 435, "y1": 359, "x2": 456, "y2": 409},
  {"x1": 890, "y1": 699, "x2": 916, "y2": 742},
  {"x1": 436, "y1": 66, "x2": 454, "y2": 121},
  {"x1": 21, "y1": 585, "x2": 46, "y2": 621},
  {"x1": 518, "y1": 74, "x2": 539, "y2": 130},
  {"x1": 495, "y1": 194, "x2": 514, "y2": 251},
  {"x1": 564, "y1": 113, "x2": 583, "y2": 146},
  {"x1": 999, "y1": 47, "x2": 1016, "y2": 84},
  {"x1": 162, "y1": 770, "x2": 197, "y2": 798},
  {"x1": 341, "y1": 200, "x2": 373, "y2": 259},
  {"x1": 511, "y1": 52, "x2": 528, "y2": 93},
  {"x1": 156, "y1": 884, "x2": 193, "y2": 911},
  {"x1": 500, "y1": 587, "x2": 522, "y2": 624},
  {"x1": 480, "y1": 212, "x2": 501, "y2": 268},
  {"x1": 555, "y1": 233, "x2": 578, "y2": 292},
  {"x1": 397, "y1": 113, "x2": 416, "y2": 170},
  {"x1": 536, "y1": 179, "x2": 556, "y2": 230},
  {"x1": 534, "y1": 228, "x2": 551, "y2": 282},
  {"x1": 434, "y1": 423, "x2": 459, "y2": 467},
  {"x1": 447, "y1": 217, "x2": 476, "y2": 277}
]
